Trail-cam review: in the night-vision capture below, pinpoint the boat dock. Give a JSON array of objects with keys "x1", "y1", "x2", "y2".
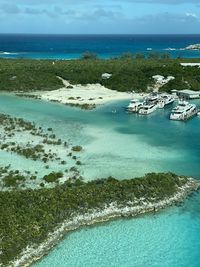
[{"x1": 125, "y1": 93, "x2": 200, "y2": 122}]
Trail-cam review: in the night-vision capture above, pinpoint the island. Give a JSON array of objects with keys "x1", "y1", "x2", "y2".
[
  {"x1": 1, "y1": 172, "x2": 199, "y2": 266},
  {"x1": 1, "y1": 57, "x2": 200, "y2": 109},
  {"x1": 0, "y1": 57, "x2": 200, "y2": 267}
]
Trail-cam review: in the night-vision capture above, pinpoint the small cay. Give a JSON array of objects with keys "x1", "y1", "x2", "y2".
[{"x1": 1, "y1": 173, "x2": 199, "y2": 267}]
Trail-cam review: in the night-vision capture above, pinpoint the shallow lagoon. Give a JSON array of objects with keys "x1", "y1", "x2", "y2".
[
  {"x1": 0, "y1": 94, "x2": 200, "y2": 266},
  {"x1": 0, "y1": 94, "x2": 199, "y2": 180}
]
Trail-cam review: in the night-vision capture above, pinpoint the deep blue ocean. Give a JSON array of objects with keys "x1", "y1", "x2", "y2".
[{"x1": 0, "y1": 34, "x2": 200, "y2": 59}]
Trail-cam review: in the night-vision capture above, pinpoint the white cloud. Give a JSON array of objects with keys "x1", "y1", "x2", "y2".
[
  {"x1": 185, "y1": 12, "x2": 198, "y2": 18},
  {"x1": 0, "y1": 0, "x2": 200, "y2": 33},
  {"x1": 115, "y1": 0, "x2": 200, "y2": 4}
]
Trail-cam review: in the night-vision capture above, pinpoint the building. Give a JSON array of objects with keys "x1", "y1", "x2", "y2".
[
  {"x1": 180, "y1": 63, "x2": 200, "y2": 67},
  {"x1": 101, "y1": 73, "x2": 112, "y2": 80},
  {"x1": 177, "y1": 89, "x2": 200, "y2": 99}
]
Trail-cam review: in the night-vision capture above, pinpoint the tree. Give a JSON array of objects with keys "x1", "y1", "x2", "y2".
[
  {"x1": 160, "y1": 52, "x2": 171, "y2": 59},
  {"x1": 120, "y1": 52, "x2": 134, "y2": 59},
  {"x1": 135, "y1": 53, "x2": 145, "y2": 59},
  {"x1": 147, "y1": 52, "x2": 160, "y2": 60},
  {"x1": 81, "y1": 51, "x2": 98, "y2": 60}
]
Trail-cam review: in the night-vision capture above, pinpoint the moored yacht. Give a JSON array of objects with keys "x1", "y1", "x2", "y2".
[
  {"x1": 138, "y1": 103, "x2": 157, "y2": 115},
  {"x1": 170, "y1": 101, "x2": 197, "y2": 121},
  {"x1": 157, "y1": 94, "x2": 175, "y2": 108},
  {"x1": 145, "y1": 93, "x2": 159, "y2": 105},
  {"x1": 126, "y1": 99, "x2": 144, "y2": 113}
]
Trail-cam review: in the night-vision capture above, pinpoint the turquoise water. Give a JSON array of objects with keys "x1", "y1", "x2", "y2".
[
  {"x1": 34, "y1": 193, "x2": 200, "y2": 267},
  {"x1": 0, "y1": 94, "x2": 200, "y2": 266},
  {"x1": 0, "y1": 94, "x2": 199, "y2": 180}
]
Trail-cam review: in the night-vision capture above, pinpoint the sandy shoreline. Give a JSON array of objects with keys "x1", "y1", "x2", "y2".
[
  {"x1": 16, "y1": 77, "x2": 146, "y2": 108},
  {"x1": 11, "y1": 178, "x2": 200, "y2": 267},
  {"x1": 40, "y1": 77, "x2": 132, "y2": 105},
  {"x1": 15, "y1": 75, "x2": 177, "y2": 108}
]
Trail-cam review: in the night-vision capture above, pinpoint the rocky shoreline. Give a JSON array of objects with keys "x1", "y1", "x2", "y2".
[{"x1": 11, "y1": 178, "x2": 200, "y2": 267}]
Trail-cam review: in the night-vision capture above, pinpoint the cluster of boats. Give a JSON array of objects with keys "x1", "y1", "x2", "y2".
[
  {"x1": 126, "y1": 93, "x2": 174, "y2": 114},
  {"x1": 126, "y1": 93, "x2": 199, "y2": 121}
]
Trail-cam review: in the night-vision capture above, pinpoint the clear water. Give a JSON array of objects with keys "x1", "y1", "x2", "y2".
[
  {"x1": 0, "y1": 34, "x2": 200, "y2": 59},
  {"x1": 34, "y1": 193, "x2": 200, "y2": 267},
  {"x1": 0, "y1": 94, "x2": 199, "y2": 180},
  {"x1": 0, "y1": 94, "x2": 200, "y2": 266}
]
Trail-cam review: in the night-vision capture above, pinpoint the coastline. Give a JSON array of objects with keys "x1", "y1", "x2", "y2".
[
  {"x1": 15, "y1": 88, "x2": 144, "y2": 110},
  {"x1": 11, "y1": 178, "x2": 200, "y2": 267},
  {"x1": 0, "y1": 44, "x2": 200, "y2": 266},
  {"x1": 14, "y1": 74, "x2": 175, "y2": 108},
  {"x1": 15, "y1": 77, "x2": 135, "y2": 109}
]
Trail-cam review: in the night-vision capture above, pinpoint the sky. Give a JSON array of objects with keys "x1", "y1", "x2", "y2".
[{"x1": 0, "y1": 0, "x2": 200, "y2": 34}]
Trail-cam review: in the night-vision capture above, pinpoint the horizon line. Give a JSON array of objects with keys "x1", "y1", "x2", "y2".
[{"x1": 0, "y1": 33, "x2": 200, "y2": 35}]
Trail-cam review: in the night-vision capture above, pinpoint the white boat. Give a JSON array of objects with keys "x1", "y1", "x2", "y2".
[
  {"x1": 157, "y1": 94, "x2": 175, "y2": 108},
  {"x1": 138, "y1": 104, "x2": 157, "y2": 115},
  {"x1": 170, "y1": 101, "x2": 197, "y2": 121},
  {"x1": 126, "y1": 99, "x2": 143, "y2": 113},
  {"x1": 145, "y1": 93, "x2": 159, "y2": 105}
]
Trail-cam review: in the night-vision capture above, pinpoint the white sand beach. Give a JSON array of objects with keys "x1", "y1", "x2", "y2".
[{"x1": 35, "y1": 77, "x2": 133, "y2": 106}]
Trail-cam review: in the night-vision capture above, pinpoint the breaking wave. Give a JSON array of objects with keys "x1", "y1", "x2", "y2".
[
  {"x1": 164, "y1": 48, "x2": 177, "y2": 51},
  {"x1": 0, "y1": 51, "x2": 19, "y2": 55}
]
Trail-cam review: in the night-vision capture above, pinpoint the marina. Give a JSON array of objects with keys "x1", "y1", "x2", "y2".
[{"x1": 126, "y1": 92, "x2": 199, "y2": 121}]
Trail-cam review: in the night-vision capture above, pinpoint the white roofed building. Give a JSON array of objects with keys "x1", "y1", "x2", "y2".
[
  {"x1": 102, "y1": 73, "x2": 112, "y2": 79},
  {"x1": 177, "y1": 89, "x2": 200, "y2": 99}
]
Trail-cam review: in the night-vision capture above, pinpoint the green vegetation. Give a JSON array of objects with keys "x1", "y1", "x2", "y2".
[
  {"x1": 0, "y1": 166, "x2": 38, "y2": 188},
  {"x1": 66, "y1": 103, "x2": 96, "y2": 110},
  {"x1": 0, "y1": 113, "x2": 84, "y2": 189},
  {"x1": 81, "y1": 51, "x2": 98, "y2": 60},
  {"x1": 1, "y1": 57, "x2": 200, "y2": 93},
  {"x1": 0, "y1": 172, "x2": 197, "y2": 266},
  {"x1": 43, "y1": 172, "x2": 63, "y2": 183},
  {"x1": 0, "y1": 114, "x2": 63, "y2": 162},
  {"x1": 3, "y1": 173, "x2": 26, "y2": 187},
  {"x1": 72, "y1": 146, "x2": 83, "y2": 152},
  {"x1": 0, "y1": 59, "x2": 62, "y2": 91}
]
